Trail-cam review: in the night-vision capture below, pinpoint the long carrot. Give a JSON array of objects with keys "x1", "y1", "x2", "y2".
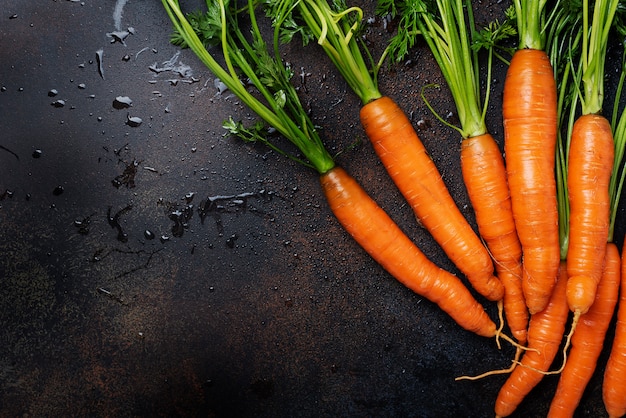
[
  {"x1": 401, "y1": 0, "x2": 527, "y2": 343},
  {"x1": 161, "y1": 0, "x2": 500, "y2": 337},
  {"x1": 603, "y1": 240, "x2": 626, "y2": 418},
  {"x1": 565, "y1": 0, "x2": 618, "y2": 321},
  {"x1": 547, "y1": 243, "x2": 620, "y2": 418},
  {"x1": 275, "y1": 0, "x2": 504, "y2": 303},
  {"x1": 494, "y1": 261, "x2": 570, "y2": 418},
  {"x1": 503, "y1": 0, "x2": 561, "y2": 314},
  {"x1": 322, "y1": 167, "x2": 498, "y2": 337}
]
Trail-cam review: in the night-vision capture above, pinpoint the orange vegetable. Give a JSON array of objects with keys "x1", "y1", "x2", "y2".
[
  {"x1": 461, "y1": 133, "x2": 527, "y2": 343},
  {"x1": 321, "y1": 166, "x2": 499, "y2": 337},
  {"x1": 360, "y1": 97, "x2": 503, "y2": 302},
  {"x1": 503, "y1": 48, "x2": 560, "y2": 314},
  {"x1": 603, "y1": 241, "x2": 626, "y2": 418},
  {"x1": 548, "y1": 243, "x2": 620, "y2": 418},
  {"x1": 494, "y1": 261, "x2": 570, "y2": 417},
  {"x1": 566, "y1": 114, "x2": 614, "y2": 317}
]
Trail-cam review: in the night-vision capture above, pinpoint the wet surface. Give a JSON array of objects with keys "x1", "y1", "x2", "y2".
[{"x1": 0, "y1": 1, "x2": 624, "y2": 417}]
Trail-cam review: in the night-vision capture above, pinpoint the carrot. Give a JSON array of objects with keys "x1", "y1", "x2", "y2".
[
  {"x1": 566, "y1": 114, "x2": 614, "y2": 315},
  {"x1": 461, "y1": 134, "x2": 526, "y2": 343},
  {"x1": 397, "y1": 0, "x2": 527, "y2": 342},
  {"x1": 547, "y1": 243, "x2": 620, "y2": 418},
  {"x1": 278, "y1": 0, "x2": 504, "y2": 303},
  {"x1": 603, "y1": 241, "x2": 626, "y2": 418},
  {"x1": 494, "y1": 261, "x2": 570, "y2": 418},
  {"x1": 162, "y1": 0, "x2": 500, "y2": 337},
  {"x1": 564, "y1": 0, "x2": 618, "y2": 320},
  {"x1": 321, "y1": 167, "x2": 498, "y2": 337},
  {"x1": 503, "y1": 1, "x2": 561, "y2": 315}
]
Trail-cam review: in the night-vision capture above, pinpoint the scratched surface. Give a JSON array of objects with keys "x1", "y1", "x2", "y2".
[{"x1": 0, "y1": 1, "x2": 623, "y2": 417}]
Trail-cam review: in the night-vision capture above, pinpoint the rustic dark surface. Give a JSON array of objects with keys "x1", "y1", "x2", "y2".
[{"x1": 0, "y1": 1, "x2": 624, "y2": 417}]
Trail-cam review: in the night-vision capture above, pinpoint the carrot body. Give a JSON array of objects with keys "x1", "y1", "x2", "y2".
[
  {"x1": 494, "y1": 261, "x2": 570, "y2": 417},
  {"x1": 566, "y1": 114, "x2": 614, "y2": 314},
  {"x1": 548, "y1": 243, "x2": 620, "y2": 418},
  {"x1": 360, "y1": 96, "x2": 503, "y2": 302},
  {"x1": 461, "y1": 133, "x2": 527, "y2": 343},
  {"x1": 603, "y1": 240, "x2": 626, "y2": 418},
  {"x1": 502, "y1": 48, "x2": 560, "y2": 314},
  {"x1": 320, "y1": 166, "x2": 497, "y2": 337}
]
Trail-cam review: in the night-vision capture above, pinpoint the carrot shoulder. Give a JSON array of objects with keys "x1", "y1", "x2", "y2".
[
  {"x1": 566, "y1": 114, "x2": 614, "y2": 314},
  {"x1": 360, "y1": 96, "x2": 503, "y2": 302},
  {"x1": 461, "y1": 133, "x2": 527, "y2": 343},
  {"x1": 320, "y1": 166, "x2": 497, "y2": 338},
  {"x1": 548, "y1": 243, "x2": 620, "y2": 418},
  {"x1": 494, "y1": 260, "x2": 570, "y2": 418},
  {"x1": 603, "y1": 240, "x2": 626, "y2": 418},
  {"x1": 503, "y1": 48, "x2": 560, "y2": 314}
]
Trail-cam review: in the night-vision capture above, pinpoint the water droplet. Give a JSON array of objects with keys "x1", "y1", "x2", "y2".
[
  {"x1": 9, "y1": 14, "x2": 18, "y2": 19},
  {"x1": 78, "y1": 83, "x2": 86, "y2": 89},
  {"x1": 122, "y1": 54, "x2": 131, "y2": 62},
  {"x1": 51, "y1": 99, "x2": 66, "y2": 108},
  {"x1": 95, "y1": 49, "x2": 104, "y2": 79},
  {"x1": 52, "y1": 186, "x2": 64, "y2": 196},
  {"x1": 48, "y1": 89, "x2": 58, "y2": 97},
  {"x1": 32, "y1": 149, "x2": 42, "y2": 158},
  {"x1": 126, "y1": 115, "x2": 142, "y2": 127},
  {"x1": 144, "y1": 229, "x2": 155, "y2": 240},
  {"x1": 113, "y1": 96, "x2": 132, "y2": 109},
  {"x1": 160, "y1": 235, "x2": 170, "y2": 243}
]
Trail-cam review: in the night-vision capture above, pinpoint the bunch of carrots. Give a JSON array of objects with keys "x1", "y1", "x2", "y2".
[{"x1": 162, "y1": 0, "x2": 626, "y2": 415}]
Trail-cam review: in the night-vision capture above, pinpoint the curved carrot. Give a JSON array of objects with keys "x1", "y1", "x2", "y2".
[
  {"x1": 548, "y1": 243, "x2": 620, "y2": 418},
  {"x1": 494, "y1": 261, "x2": 570, "y2": 418},
  {"x1": 566, "y1": 116, "x2": 615, "y2": 317},
  {"x1": 461, "y1": 133, "x2": 527, "y2": 343},
  {"x1": 603, "y1": 240, "x2": 626, "y2": 418},
  {"x1": 360, "y1": 97, "x2": 503, "y2": 302},
  {"x1": 320, "y1": 166, "x2": 498, "y2": 337},
  {"x1": 503, "y1": 48, "x2": 560, "y2": 314}
]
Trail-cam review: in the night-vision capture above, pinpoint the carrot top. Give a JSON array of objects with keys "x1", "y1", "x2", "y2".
[
  {"x1": 162, "y1": 0, "x2": 335, "y2": 175},
  {"x1": 269, "y1": 0, "x2": 383, "y2": 105},
  {"x1": 384, "y1": 0, "x2": 489, "y2": 138},
  {"x1": 513, "y1": 0, "x2": 549, "y2": 50},
  {"x1": 578, "y1": 0, "x2": 619, "y2": 116},
  {"x1": 608, "y1": 15, "x2": 626, "y2": 242}
]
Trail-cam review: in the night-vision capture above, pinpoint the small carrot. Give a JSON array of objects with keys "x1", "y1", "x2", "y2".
[
  {"x1": 547, "y1": 243, "x2": 620, "y2": 418},
  {"x1": 566, "y1": 114, "x2": 614, "y2": 316},
  {"x1": 503, "y1": 0, "x2": 561, "y2": 315},
  {"x1": 494, "y1": 261, "x2": 570, "y2": 418},
  {"x1": 163, "y1": 0, "x2": 500, "y2": 338},
  {"x1": 278, "y1": 0, "x2": 504, "y2": 303},
  {"x1": 461, "y1": 134, "x2": 526, "y2": 343},
  {"x1": 603, "y1": 240, "x2": 626, "y2": 418}
]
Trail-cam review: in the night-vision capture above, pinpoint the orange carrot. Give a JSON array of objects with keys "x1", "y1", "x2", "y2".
[
  {"x1": 503, "y1": 48, "x2": 560, "y2": 314},
  {"x1": 494, "y1": 261, "x2": 570, "y2": 417},
  {"x1": 603, "y1": 241, "x2": 626, "y2": 418},
  {"x1": 566, "y1": 114, "x2": 614, "y2": 317},
  {"x1": 461, "y1": 134, "x2": 527, "y2": 343},
  {"x1": 548, "y1": 243, "x2": 620, "y2": 418},
  {"x1": 360, "y1": 97, "x2": 503, "y2": 302},
  {"x1": 321, "y1": 166, "x2": 498, "y2": 337}
]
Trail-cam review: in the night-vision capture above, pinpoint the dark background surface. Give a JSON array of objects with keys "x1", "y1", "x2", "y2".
[{"x1": 0, "y1": 1, "x2": 623, "y2": 417}]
